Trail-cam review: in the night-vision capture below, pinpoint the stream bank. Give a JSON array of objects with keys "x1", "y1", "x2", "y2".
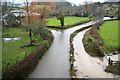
[
  {"x1": 82, "y1": 20, "x2": 120, "y2": 76},
  {"x1": 69, "y1": 25, "x2": 92, "y2": 78},
  {"x1": 73, "y1": 29, "x2": 114, "y2": 78},
  {"x1": 2, "y1": 30, "x2": 54, "y2": 79},
  {"x1": 69, "y1": 18, "x2": 118, "y2": 78},
  {"x1": 47, "y1": 20, "x2": 91, "y2": 30},
  {"x1": 29, "y1": 21, "x2": 97, "y2": 78}
]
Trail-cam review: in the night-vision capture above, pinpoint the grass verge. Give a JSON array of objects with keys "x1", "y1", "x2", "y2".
[
  {"x1": 2, "y1": 27, "x2": 53, "y2": 69},
  {"x1": 2, "y1": 27, "x2": 36, "y2": 69},
  {"x1": 98, "y1": 20, "x2": 119, "y2": 52},
  {"x1": 82, "y1": 20, "x2": 120, "y2": 75},
  {"x1": 47, "y1": 16, "x2": 89, "y2": 26},
  {"x1": 2, "y1": 27, "x2": 54, "y2": 79}
]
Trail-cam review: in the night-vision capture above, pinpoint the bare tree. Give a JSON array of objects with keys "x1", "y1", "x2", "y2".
[
  {"x1": 91, "y1": 3, "x2": 105, "y2": 21},
  {"x1": 24, "y1": 0, "x2": 33, "y2": 46},
  {"x1": 23, "y1": 1, "x2": 55, "y2": 46},
  {"x1": 83, "y1": 1, "x2": 93, "y2": 17}
]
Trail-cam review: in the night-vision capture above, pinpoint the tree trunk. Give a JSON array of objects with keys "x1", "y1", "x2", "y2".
[
  {"x1": 25, "y1": 0, "x2": 33, "y2": 46},
  {"x1": 29, "y1": 29, "x2": 33, "y2": 45},
  {"x1": 60, "y1": 18, "x2": 64, "y2": 27}
]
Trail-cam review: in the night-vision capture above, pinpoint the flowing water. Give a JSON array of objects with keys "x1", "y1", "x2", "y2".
[
  {"x1": 29, "y1": 19, "x2": 116, "y2": 78},
  {"x1": 73, "y1": 29, "x2": 115, "y2": 78},
  {"x1": 29, "y1": 21, "x2": 96, "y2": 78}
]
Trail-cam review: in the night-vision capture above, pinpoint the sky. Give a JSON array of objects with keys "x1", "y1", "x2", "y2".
[
  {"x1": 66, "y1": 0, "x2": 105, "y2": 5},
  {"x1": 2, "y1": 0, "x2": 120, "y2": 6}
]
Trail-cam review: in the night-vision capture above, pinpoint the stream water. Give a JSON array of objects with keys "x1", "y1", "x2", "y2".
[
  {"x1": 29, "y1": 21, "x2": 96, "y2": 78},
  {"x1": 29, "y1": 18, "x2": 116, "y2": 78},
  {"x1": 73, "y1": 29, "x2": 114, "y2": 78}
]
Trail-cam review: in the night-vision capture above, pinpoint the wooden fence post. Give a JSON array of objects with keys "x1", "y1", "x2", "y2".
[
  {"x1": 108, "y1": 58, "x2": 111, "y2": 65},
  {"x1": 111, "y1": 60, "x2": 113, "y2": 65}
]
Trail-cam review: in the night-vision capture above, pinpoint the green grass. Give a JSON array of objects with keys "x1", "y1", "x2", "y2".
[
  {"x1": 2, "y1": 27, "x2": 52, "y2": 69},
  {"x1": 98, "y1": 20, "x2": 119, "y2": 49},
  {"x1": 47, "y1": 16, "x2": 89, "y2": 26},
  {"x1": 2, "y1": 27, "x2": 36, "y2": 69}
]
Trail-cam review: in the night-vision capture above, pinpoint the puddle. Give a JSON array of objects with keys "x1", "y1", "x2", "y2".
[{"x1": 3, "y1": 37, "x2": 21, "y2": 42}]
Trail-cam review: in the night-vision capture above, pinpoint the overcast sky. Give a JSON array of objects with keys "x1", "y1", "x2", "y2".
[
  {"x1": 3, "y1": 0, "x2": 120, "y2": 5},
  {"x1": 66, "y1": 0, "x2": 105, "y2": 5}
]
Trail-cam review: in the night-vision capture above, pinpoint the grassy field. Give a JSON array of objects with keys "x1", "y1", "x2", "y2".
[
  {"x1": 47, "y1": 16, "x2": 89, "y2": 26},
  {"x1": 2, "y1": 28, "x2": 36, "y2": 69},
  {"x1": 83, "y1": 20, "x2": 119, "y2": 56},
  {"x1": 2, "y1": 26, "x2": 52, "y2": 69},
  {"x1": 98, "y1": 20, "x2": 119, "y2": 50}
]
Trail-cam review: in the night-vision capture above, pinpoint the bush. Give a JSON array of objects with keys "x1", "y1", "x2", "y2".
[{"x1": 4, "y1": 12, "x2": 19, "y2": 27}]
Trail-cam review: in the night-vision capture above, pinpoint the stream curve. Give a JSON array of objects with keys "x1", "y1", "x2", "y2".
[
  {"x1": 73, "y1": 29, "x2": 114, "y2": 78},
  {"x1": 28, "y1": 21, "x2": 100, "y2": 78}
]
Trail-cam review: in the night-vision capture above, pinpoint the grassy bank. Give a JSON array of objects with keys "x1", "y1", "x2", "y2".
[
  {"x1": 2, "y1": 27, "x2": 53, "y2": 69},
  {"x1": 47, "y1": 16, "x2": 89, "y2": 26},
  {"x1": 98, "y1": 20, "x2": 119, "y2": 52},
  {"x1": 83, "y1": 20, "x2": 119, "y2": 57},
  {"x1": 98, "y1": 20, "x2": 120, "y2": 75},
  {"x1": 82, "y1": 20, "x2": 119, "y2": 75},
  {"x1": 2, "y1": 28, "x2": 35, "y2": 69}
]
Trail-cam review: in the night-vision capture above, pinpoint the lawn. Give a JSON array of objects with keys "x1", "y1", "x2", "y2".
[
  {"x1": 47, "y1": 16, "x2": 89, "y2": 26},
  {"x1": 2, "y1": 27, "x2": 36, "y2": 69},
  {"x1": 98, "y1": 20, "x2": 119, "y2": 49}
]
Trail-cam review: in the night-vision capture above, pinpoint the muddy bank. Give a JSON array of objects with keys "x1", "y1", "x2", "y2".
[
  {"x1": 105, "y1": 53, "x2": 120, "y2": 75},
  {"x1": 82, "y1": 29, "x2": 104, "y2": 57},
  {"x1": 69, "y1": 35, "x2": 76, "y2": 78},
  {"x1": 82, "y1": 23, "x2": 120, "y2": 75}
]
